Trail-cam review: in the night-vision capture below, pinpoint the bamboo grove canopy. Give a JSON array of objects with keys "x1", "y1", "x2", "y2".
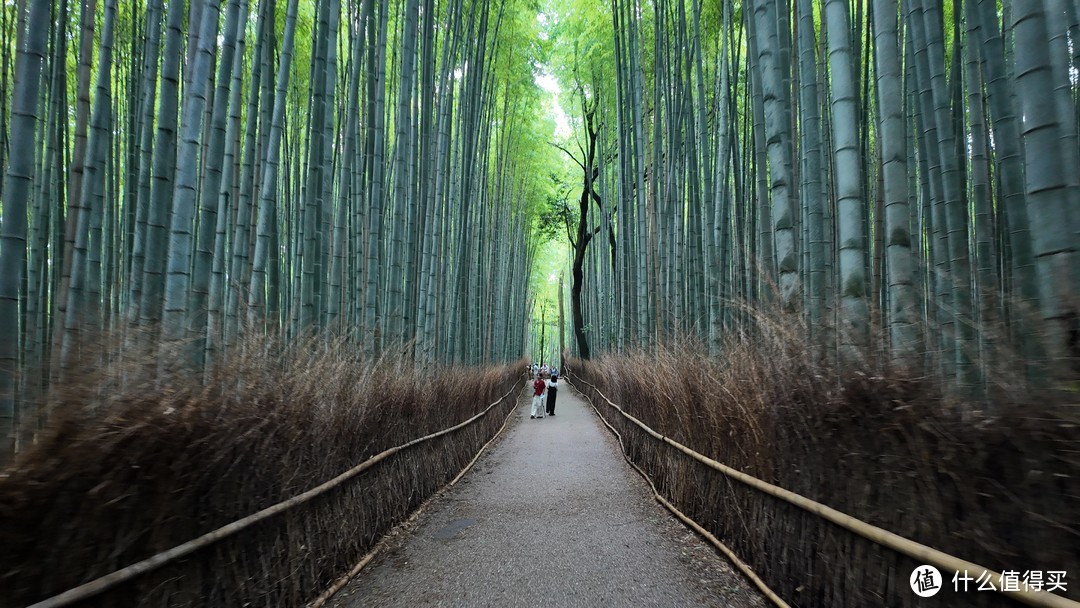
[
  {"x1": 544, "y1": 0, "x2": 1080, "y2": 385},
  {"x1": 0, "y1": 0, "x2": 559, "y2": 458}
]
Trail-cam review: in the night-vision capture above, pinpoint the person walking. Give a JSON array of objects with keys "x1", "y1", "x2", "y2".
[
  {"x1": 530, "y1": 374, "x2": 547, "y2": 419},
  {"x1": 545, "y1": 373, "x2": 559, "y2": 416}
]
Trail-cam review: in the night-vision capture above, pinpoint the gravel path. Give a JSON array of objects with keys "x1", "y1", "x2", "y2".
[{"x1": 329, "y1": 382, "x2": 768, "y2": 608}]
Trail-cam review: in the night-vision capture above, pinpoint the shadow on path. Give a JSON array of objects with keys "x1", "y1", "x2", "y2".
[{"x1": 330, "y1": 383, "x2": 767, "y2": 608}]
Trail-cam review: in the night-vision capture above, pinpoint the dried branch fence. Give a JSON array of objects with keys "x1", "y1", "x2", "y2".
[
  {"x1": 568, "y1": 367, "x2": 1080, "y2": 608},
  {"x1": 1, "y1": 366, "x2": 525, "y2": 608}
]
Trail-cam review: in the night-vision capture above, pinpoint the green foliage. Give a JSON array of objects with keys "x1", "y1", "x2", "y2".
[
  {"x1": 542, "y1": 0, "x2": 620, "y2": 134},
  {"x1": 537, "y1": 168, "x2": 587, "y2": 247}
]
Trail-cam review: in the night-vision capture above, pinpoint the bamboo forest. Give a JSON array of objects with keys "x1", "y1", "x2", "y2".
[{"x1": 1, "y1": 0, "x2": 1078, "y2": 606}]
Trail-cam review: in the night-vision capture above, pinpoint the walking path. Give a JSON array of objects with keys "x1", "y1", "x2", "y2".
[{"x1": 330, "y1": 383, "x2": 767, "y2": 608}]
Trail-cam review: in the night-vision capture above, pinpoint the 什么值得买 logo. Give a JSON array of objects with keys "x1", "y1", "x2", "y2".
[{"x1": 910, "y1": 565, "x2": 942, "y2": 598}]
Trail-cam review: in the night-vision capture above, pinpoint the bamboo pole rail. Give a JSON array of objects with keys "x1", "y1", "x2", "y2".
[{"x1": 567, "y1": 373, "x2": 1080, "y2": 608}]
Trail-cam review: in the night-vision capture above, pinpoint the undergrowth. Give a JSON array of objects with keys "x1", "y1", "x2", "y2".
[
  {"x1": 0, "y1": 332, "x2": 524, "y2": 607},
  {"x1": 569, "y1": 314, "x2": 1080, "y2": 607}
]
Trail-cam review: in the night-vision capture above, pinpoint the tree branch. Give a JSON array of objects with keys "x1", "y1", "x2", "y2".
[
  {"x1": 563, "y1": 212, "x2": 576, "y2": 249},
  {"x1": 549, "y1": 141, "x2": 585, "y2": 171}
]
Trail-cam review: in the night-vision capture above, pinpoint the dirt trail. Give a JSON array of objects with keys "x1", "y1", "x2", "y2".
[{"x1": 330, "y1": 382, "x2": 767, "y2": 608}]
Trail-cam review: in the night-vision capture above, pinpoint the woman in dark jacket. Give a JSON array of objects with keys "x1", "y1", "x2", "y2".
[{"x1": 545, "y1": 373, "x2": 559, "y2": 416}]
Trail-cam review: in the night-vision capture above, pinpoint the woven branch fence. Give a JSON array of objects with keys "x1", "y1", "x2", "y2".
[
  {"x1": 568, "y1": 365, "x2": 1080, "y2": 608},
  {"x1": 1, "y1": 372, "x2": 525, "y2": 608}
]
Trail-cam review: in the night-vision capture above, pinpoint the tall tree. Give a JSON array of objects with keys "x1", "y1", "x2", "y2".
[
  {"x1": 249, "y1": 0, "x2": 302, "y2": 325},
  {"x1": 0, "y1": 0, "x2": 51, "y2": 460},
  {"x1": 556, "y1": 89, "x2": 605, "y2": 361},
  {"x1": 873, "y1": 0, "x2": 917, "y2": 356},
  {"x1": 161, "y1": 0, "x2": 223, "y2": 355},
  {"x1": 825, "y1": 0, "x2": 869, "y2": 350},
  {"x1": 1012, "y1": 0, "x2": 1080, "y2": 365}
]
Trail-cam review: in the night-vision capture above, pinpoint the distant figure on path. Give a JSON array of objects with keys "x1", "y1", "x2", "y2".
[
  {"x1": 530, "y1": 375, "x2": 547, "y2": 419},
  {"x1": 545, "y1": 373, "x2": 559, "y2": 416}
]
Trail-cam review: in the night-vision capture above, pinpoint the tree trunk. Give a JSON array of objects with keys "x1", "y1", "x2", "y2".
[{"x1": 0, "y1": 0, "x2": 50, "y2": 462}]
